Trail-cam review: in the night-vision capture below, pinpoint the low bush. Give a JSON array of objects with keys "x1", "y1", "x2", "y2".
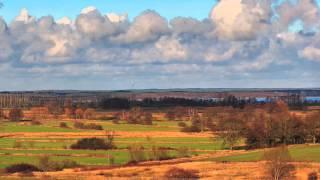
[
  {"x1": 164, "y1": 167, "x2": 199, "y2": 179},
  {"x1": 98, "y1": 116, "x2": 115, "y2": 121},
  {"x1": 86, "y1": 123, "x2": 103, "y2": 130},
  {"x1": 178, "y1": 122, "x2": 187, "y2": 127},
  {"x1": 109, "y1": 156, "x2": 115, "y2": 166},
  {"x1": 308, "y1": 172, "x2": 318, "y2": 180},
  {"x1": 181, "y1": 125, "x2": 201, "y2": 133},
  {"x1": 5, "y1": 163, "x2": 41, "y2": 173},
  {"x1": 31, "y1": 121, "x2": 42, "y2": 125},
  {"x1": 128, "y1": 144, "x2": 146, "y2": 163},
  {"x1": 73, "y1": 122, "x2": 85, "y2": 129},
  {"x1": 112, "y1": 118, "x2": 120, "y2": 124},
  {"x1": 73, "y1": 122, "x2": 103, "y2": 130},
  {"x1": 71, "y1": 137, "x2": 115, "y2": 150},
  {"x1": 59, "y1": 122, "x2": 68, "y2": 128},
  {"x1": 177, "y1": 147, "x2": 190, "y2": 158},
  {"x1": 38, "y1": 156, "x2": 79, "y2": 171},
  {"x1": 149, "y1": 146, "x2": 172, "y2": 161},
  {"x1": 13, "y1": 141, "x2": 23, "y2": 148}
]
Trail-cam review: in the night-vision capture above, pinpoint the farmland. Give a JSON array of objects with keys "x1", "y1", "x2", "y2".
[
  {"x1": 0, "y1": 102, "x2": 320, "y2": 179},
  {"x1": 0, "y1": 119, "x2": 223, "y2": 171}
]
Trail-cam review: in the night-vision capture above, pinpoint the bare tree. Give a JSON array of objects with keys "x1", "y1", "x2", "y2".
[
  {"x1": 9, "y1": 108, "x2": 24, "y2": 122},
  {"x1": 75, "y1": 108, "x2": 84, "y2": 120},
  {"x1": 264, "y1": 145, "x2": 295, "y2": 180},
  {"x1": 84, "y1": 108, "x2": 96, "y2": 119},
  {"x1": 217, "y1": 112, "x2": 243, "y2": 150},
  {"x1": 0, "y1": 108, "x2": 4, "y2": 120},
  {"x1": 306, "y1": 111, "x2": 320, "y2": 144}
]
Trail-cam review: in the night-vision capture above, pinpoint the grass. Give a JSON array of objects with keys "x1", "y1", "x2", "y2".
[
  {"x1": 0, "y1": 120, "x2": 225, "y2": 170},
  {"x1": 212, "y1": 151, "x2": 263, "y2": 162},
  {"x1": 47, "y1": 120, "x2": 182, "y2": 132},
  {"x1": 0, "y1": 152, "x2": 129, "y2": 168},
  {"x1": 0, "y1": 149, "x2": 202, "y2": 169},
  {"x1": 0, "y1": 137, "x2": 223, "y2": 151},
  {"x1": 1, "y1": 120, "x2": 185, "y2": 133},
  {"x1": 0, "y1": 137, "x2": 219, "y2": 170},
  {"x1": 0, "y1": 136, "x2": 222, "y2": 169},
  {"x1": 211, "y1": 145, "x2": 320, "y2": 163},
  {"x1": 0, "y1": 122, "x2": 82, "y2": 133}
]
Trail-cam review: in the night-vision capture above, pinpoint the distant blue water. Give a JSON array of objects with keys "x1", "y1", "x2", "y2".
[
  {"x1": 305, "y1": 97, "x2": 320, "y2": 102},
  {"x1": 254, "y1": 97, "x2": 320, "y2": 102},
  {"x1": 256, "y1": 97, "x2": 267, "y2": 102}
]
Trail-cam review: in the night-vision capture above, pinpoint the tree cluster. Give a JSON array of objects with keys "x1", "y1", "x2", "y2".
[
  {"x1": 126, "y1": 107, "x2": 153, "y2": 125},
  {"x1": 213, "y1": 101, "x2": 320, "y2": 149}
]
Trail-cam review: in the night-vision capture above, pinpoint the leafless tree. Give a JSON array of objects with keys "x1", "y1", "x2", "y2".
[
  {"x1": 9, "y1": 108, "x2": 24, "y2": 122},
  {"x1": 264, "y1": 145, "x2": 295, "y2": 180}
]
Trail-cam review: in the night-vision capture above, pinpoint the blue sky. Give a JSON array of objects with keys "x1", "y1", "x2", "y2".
[
  {"x1": 0, "y1": 0, "x2": 319, "y2": 90},
  {"x1": 0, "y1": 0, "x2": 217, "y2": 22}
]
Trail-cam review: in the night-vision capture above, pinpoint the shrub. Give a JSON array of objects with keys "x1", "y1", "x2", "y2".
[
  {"x1": 98, "y1": 116, "x2": 115, "y2": 121},
  {"x1": 38, "y1": 156, "x2": 50, "y2": 171},
  {"x1": 59, "y1": 122, "x2": 68, "y2": 128},
  {"x1": 308, "y1": 172, "x2": 318, "y2": 180},
  {"x1": 109, "y1": 156, "x2": 115, "y2": 166},
  {"x1": 164, "y1": 167, "x2": 199, "y2": 179},
  {"x1": 178, "y1": 122, "x2": 187, "y2": 127},
  {"x1": 112, "y1": 118, "x2": 120, "y2": 124},
  {"x1": 8, "y1": 108, "x2": 24, "y2": 121},
  {"x1": 181, "y1": 125, "x2": 201, "y2": 133},
  {"x1": 5, "y1": 163, "x2": 41, "y2": 173},
  {"x1": 13, "y1": 141, "x2": 23, "y2": 148},
  {"x1": 31, "y1": 121, "x2": 42, "y2": 125},
  {"x1": 128, "y1": 144, "x2": 146, "y2": 163},
  {"x1": 149, "y1": 146, "x2": 172, "y2": 161},
  {"x1": 157, "y1": 148, "x2": 172, "y2": 160},
  {"x1": 177, "y1": 147, "x2": 190, "y2": 158},
  {"x1": 71, "y1": 137, "x2": 114, "y2": 150},
  {"x1": 86, "y1": 123, "x2": 103, "y2": 130},
  {"x1": 38, "y1": 156, "x2": 79, "y2": 171},
  {"x1": 74, "y1": 122, "x2": 85, "y2": 129},
  {"x1": 73, "y1": 122, "x2": 103, "y2": 130},
  {"x1": 28, "y1": 141, "x2": 35, "y2": 148},
  {"x1": 264, "y1": 146, "x2": 295, "y2": 180},
  {"x1": 54, "y1": 160, "x2": 79, "y2": 171}
]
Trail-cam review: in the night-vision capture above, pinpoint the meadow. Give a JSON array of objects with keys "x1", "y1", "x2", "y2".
[
  {"x1": 0, "y1": 119, "x2": 222, "y2": 169},
  {"x1": 211, "y1": 144, "x2": 320, "y2": 162},
  {"x1": 1, "y1": 105, "x2": 319, "y2": 180}
]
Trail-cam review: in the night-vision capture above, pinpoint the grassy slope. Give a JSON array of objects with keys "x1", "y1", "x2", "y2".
[{"x1": 211, "y1": 145, "x2": 320, "y2": 162}]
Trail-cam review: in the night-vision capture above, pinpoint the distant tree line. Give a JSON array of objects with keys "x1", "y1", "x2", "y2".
[
  {"x1": 98, "y1": 96, "x2": 263, "y2": 110},
  {"x1": 98, "y1": 96, "x2": 319, "y2": 110}
]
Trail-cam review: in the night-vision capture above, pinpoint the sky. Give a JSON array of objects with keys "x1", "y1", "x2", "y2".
[
  {"x1": 0, "y1": 0, "x2": 320, "y2": 90},
  {"x1": 0, "y1": 0, "x2": 217, "y2": 22}
]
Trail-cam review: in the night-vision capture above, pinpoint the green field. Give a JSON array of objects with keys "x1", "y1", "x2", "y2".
[
  {"x1": 1, "y1": 119, "x2": 320, "y2": 171},
  {"x1": 211, "y1": 145, "x2": 320, "y2": 162},
  {"x1": 0, "y1": 136, "x2": 223, "y2": 169},
  {"x1": 0, "y1": 137, "x2": 222, "y2": 150},
  {"x1": 0, "y1": 122, "x2": 82, "y2": 133},
  {"x1": 0, "y1": 120, "x2": 224, "y2": 169},
  {"x1": 0, "y1": 120, "x2": 184, "y2": 133},
  {"x1": 5, "y1": 120, "x2": 320, "y2": 171}
]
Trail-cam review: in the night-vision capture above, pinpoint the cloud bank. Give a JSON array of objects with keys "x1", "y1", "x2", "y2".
[{"x1": 0, "y1": 0, "x2": 320, "y2": 90}]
